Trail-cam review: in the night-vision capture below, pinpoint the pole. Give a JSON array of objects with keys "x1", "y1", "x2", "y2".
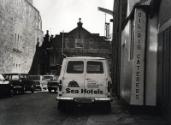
[
  {"x1": 104, "y1": 13, "x2": 106, "y2": 36},
  {"x1": 62, "y1": 30, "x2": 64, "y2": 56}
]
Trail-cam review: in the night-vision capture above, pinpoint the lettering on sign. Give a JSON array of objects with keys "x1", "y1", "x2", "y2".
[
  {"x1": 66, "y1": 88, "x2": 103, "y2": 94},
  {"x1": 131, "y1": 8, "x2": 146, "y2": 105}
]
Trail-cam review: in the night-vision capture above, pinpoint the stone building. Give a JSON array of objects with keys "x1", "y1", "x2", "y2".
[
  {"x1": 0, "y1": 0, "x2": 43, "y2": 73},
  {"x1": 41, "y1": 19, "x2": 112, "y2": 75},
  {"x1": 29, "y1": 32, "x2": 50, "y2": 75}
]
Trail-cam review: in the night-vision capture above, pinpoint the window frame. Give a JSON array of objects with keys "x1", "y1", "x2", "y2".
[
  {"x1": 86, "y1": 61, "x2": 104, "y2": 74},
  {"x1": 66, "y1": 61, "x2": 84, "y2": 74}
]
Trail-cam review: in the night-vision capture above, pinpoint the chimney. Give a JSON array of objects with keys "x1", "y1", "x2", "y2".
[
  {"x1": 46, "y1": 30, "x2": 49, "y2": 36},
  {"x1": 77, "y1": 18, "x2": 83, "y2": 28}
]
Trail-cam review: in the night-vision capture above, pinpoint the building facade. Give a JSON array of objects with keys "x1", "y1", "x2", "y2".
[
  {"x1": 157, "y1": 0, "x2": 171, "y2": 122},
  {"x1": 0, "y1": 0, "x2": 43, "y2": 74},
  {"x1": 41, "y1": 19, "x2": 112, "y2": 75},
  {"x1": 112, "y1": 0, "x2": 171, "y2": 123}
]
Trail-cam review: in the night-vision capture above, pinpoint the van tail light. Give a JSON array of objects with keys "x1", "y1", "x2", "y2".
[
  {"x1": 58, "y1": 80, "x2": 62, "y2": 91},
  {"x1": 107, "y1": 81, "x2": 111, "y2": 92}
]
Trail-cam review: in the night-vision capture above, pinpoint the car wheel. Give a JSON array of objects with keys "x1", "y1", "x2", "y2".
[
  {"x1": 13, "y1": 90, "x2": 17, "y2": 95},
  {"x1": 10, "y1": 89, "x2": 14, "y2": 96},
  {"x1": 48, "y1": 89, "x2": 51, "y2": 93},
  {"x1": 31, "y1": 89, "x2": 34, "y2": 93},
  {"x1": 54, "y1": 89, "x2": 57, "y2": 93},
  {"x1": 22, "y1": 87, "x2": 25, "y2": 94}
]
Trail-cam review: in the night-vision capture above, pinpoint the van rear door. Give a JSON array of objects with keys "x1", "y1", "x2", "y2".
[
  {"x1": 84, "y1": 60, "x2": 107, "y2": 98},
  {"x1": 62, "y1": 60, "x2": 85, "y2": 98}
]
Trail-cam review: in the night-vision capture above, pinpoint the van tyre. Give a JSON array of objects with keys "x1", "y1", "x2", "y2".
[
  {"x1": 58, "y1": 101, "x2": 66, "y2": 112},
  {"x1": 48, "y1": 89, "x2": 51, "y2": 93},
  {"x1": 104, "y1": 102, "x2": 111, "y2": 113}
]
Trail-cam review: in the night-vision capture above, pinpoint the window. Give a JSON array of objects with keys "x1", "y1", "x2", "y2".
[
  {"x1": 67, "y1": 61, "x2": 84, "y2": 73},
  {"x1": 75, "y1": 39, "x2": 83, "y2": 48},
  {"x1": 87, "y1": 61, "x2": 104, "y2": 73}
]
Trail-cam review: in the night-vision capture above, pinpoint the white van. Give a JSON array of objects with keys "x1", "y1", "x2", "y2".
[{"x1": 56, "y1": 57, "x2": 112, "y2": 111}]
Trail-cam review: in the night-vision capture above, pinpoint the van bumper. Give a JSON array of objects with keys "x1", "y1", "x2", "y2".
[{"x1": 56, "y1": 97, "x2": 112, "y2": 103}]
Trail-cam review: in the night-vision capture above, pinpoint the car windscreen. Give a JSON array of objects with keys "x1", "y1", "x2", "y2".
[
  {"x1": 67, "y1": 61, "x2": 84, "y2": 73},
  {"x1": 87, "y1": 61, "x2": 104, "y2": 73},
  {"x1": 0, "y1": 74, "x2": 5, "y2": 81},
  {"x1": 42, "y1": 76, "x2": 53, "y2": 80},
  {"x1": 12, "y1": 75, "x2": 19, "y2": 80}
]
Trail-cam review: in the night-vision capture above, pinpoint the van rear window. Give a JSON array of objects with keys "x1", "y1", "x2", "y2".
[
  {"x1": 67, "y1": 61, "x2": 84, "y2": 73},
  {"x1": 87, "y1": 61, "x2": 104, "y2": 73}
]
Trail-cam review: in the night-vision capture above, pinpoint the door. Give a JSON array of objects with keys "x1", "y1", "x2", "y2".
[
  {"x1": 62, "y1": 60, "x2": 85, "y2": 98},
  {"x1": 84, "y1": 60, "x2": 107, "y2": 98}
]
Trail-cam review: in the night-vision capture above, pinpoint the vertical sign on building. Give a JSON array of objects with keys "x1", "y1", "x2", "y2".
[
  {"x1": 105, "y1": 22, "x2": 110, "y2": 39},
  {"x1": 131, "y1": 8, "x2": 146, "y2": 105}
]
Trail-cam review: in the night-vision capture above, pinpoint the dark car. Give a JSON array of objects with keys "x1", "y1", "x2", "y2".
[
  {"x1": 47, "y1": 81, "x2": 58, "y2": 93},
  {"x1": 21, "y1": 75, "x2": 35, "y2": 93},
  {"x1": 29, "y1": 75, "x2": 43, "y2": 91},
  {"x1": 0, "y1": 74, "x2": 13, "y2": 97},
  {"x1": 3, "y1": 73, "x2": 35, "y2": 94},
  {"x1": 47, "y1": 76, "x2": 58, "y2": 93}
]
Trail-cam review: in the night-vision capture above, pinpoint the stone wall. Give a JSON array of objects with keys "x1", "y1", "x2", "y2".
[{"x1": 0, "y1": 0, "x2": 43, "y2": 73}]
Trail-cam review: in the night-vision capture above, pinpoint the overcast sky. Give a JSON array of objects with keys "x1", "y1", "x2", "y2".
[{"x1": 34, "y1": 0, "x2": 114, "y2": 36}]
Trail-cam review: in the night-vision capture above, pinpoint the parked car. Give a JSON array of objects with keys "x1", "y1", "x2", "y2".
[
  {"x1": 42, "y1": 75, "x2": 54, "y2": 90},
  {"x1": 47, "y1": 76, "x2": 58, "y2": 93},
  {"x1": 0, "y1": 74, "x2": 13, "y2": 97},
  {"x1": 21, "y1": 75, "x2": 35, "y2": 93},
  {"x1": 56, "y1": 57, "x2": 112, "y2": 112},
  {"x1": 29, "y1": 75, "x2": 43, "y2": 91},
  {"x1": 3, "y1": 73, "x2": 35, "y2": 94}
]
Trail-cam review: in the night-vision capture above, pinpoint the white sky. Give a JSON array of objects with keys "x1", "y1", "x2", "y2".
[{"x1": 33, "y1": 0, "x2": 114, "y2": 36}]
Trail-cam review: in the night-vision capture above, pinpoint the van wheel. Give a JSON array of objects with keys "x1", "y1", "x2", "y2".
[
  {"x1": 104, "y1": 102, "x2": 111, "y2": 113},
  {"x1": 58, "y1": 101, "x2": 66, "y2": 112}
]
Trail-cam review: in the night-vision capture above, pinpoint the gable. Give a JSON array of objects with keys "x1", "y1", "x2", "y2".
[{"x1": 68, "y1": 26, "x2": 92, "y2": 39}]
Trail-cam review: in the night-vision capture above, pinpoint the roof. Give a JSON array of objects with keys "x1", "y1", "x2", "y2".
[
  {"x1": 3, "y1": 73, "x2": 28, "y2": 75},
  {"x1": 65, "y1": 56, "x2": 106, "y2": 60}
]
